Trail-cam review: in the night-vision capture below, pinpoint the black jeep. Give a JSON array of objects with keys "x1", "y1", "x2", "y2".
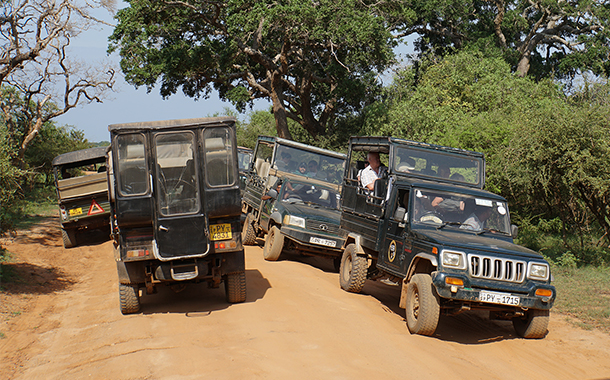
[
  {"x1": 339, "y1": 136, "x2": 555, "y2": 338},
  {"x1": 107, "y1": 117, "x2": 246, "y2": 314},
  {"x1": 241, "y1": 136, "x2": 346, "y2": 266}
]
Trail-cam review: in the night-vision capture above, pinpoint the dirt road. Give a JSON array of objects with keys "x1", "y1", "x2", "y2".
[{"x1": 1, "y1": 217, "x2": 610, "y2": 380}]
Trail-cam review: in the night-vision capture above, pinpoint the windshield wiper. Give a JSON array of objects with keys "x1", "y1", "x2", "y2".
[
  {"x1": 476, "y1": 227, "x2": 507, "y2": 235},
  {"x1": 437, "y1": 221, "x2": 464, "y2": 230}
]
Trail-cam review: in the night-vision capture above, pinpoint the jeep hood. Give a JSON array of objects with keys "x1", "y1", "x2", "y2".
[
  {"x1": 280, "y1": 202, "x2": 341, "y2": 223},
  {"x1": 412, "y1": 227, "x2": 544, "y2": 260}
]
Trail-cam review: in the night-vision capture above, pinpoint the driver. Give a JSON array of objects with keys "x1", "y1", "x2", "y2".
[{"x1": 461, "y1": 207, "x2": 493, "y2": 231}]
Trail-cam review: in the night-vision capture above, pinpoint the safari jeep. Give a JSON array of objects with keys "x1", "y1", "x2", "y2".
[
  {"x1": 53, "y1": 146, "x2": 111, "y2": 248},
  {"x1": 339, "y1": 136, "x2": 556, "y2": 338},
  {"x1": 241, "y1": 136, "x2": 346, "y2": 266},
  {"x1": 107, "y1": 117, "x2": 246, "y2": 314}
]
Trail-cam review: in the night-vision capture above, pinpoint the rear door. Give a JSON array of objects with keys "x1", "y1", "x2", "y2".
[{"x1": 153, "y1": 131, "x2": 208, "y2": 259}]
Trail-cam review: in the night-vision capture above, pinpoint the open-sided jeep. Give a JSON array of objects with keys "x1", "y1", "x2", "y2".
[
  {"x1": 241, "y1": 136, "x2": 346, "y2": 266},
  {"x1": 107, "y1": 117, "x2": 246, "y2": 314},
  {"x1": 53, "y1": 146, "x2": 111, "y2": 248},
  {"x1": 339, "y1": 136, "x2": 556, "y2": 338}
]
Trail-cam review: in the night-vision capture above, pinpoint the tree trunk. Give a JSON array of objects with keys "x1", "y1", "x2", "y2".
[
  {"x1": 270, "y1": 92, "x2": 292, "y2": 140},
  {"x1": 269, "y1": 71, "x2": 292, "y2": 140},
  {"x1": 516, "y1": 54, "x2": 530, "y2": 78}
]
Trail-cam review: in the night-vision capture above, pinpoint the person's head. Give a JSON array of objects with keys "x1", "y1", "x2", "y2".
[
  {"x1": 438, "y1": 164, "x2": 450, "y2": 178},
  {"x1": 367, "y1": 152, "x2": 381, "y2": 170},
  {"x1": 450, "y1": 173, "x2": 465, "y2": 182},
  {"x1": 308, "y1": 160, "x2": 318, "y2": 173},
  {"x1": 298, "y1": 162, "x2": 307, "y2": 174},
  {"x1": 476, "y1": 206, "x2": 493, "y2": 220},
  {"x1": 281, "y1": 152, "x2": 291, "y2": 163}
]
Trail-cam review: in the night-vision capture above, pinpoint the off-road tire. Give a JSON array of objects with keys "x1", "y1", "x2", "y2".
[
  {"x1": 405, "y1": 274, "x2": 440, "y2": 336},
  {"x1": 263, "y1": 225, "x2": 284, "y2": 261},
  {"x1": 119, "y1": 283, "x2": 140, "y2": 314},
  {"x1": 225, "y1": 271, "x2": 247, "y2": 303},
  {"x1": 242, "y1": 213, "x2": 257, "y2": 246},
  {"x1": 339, "y1": 244, "x2": 367, "y2": 293},
  {"x1": 513, "y1": 309, "x2": 549, "y2": 339},
  {"x1": 61, "y1": 228, "x2": 77, "y2": 248}
]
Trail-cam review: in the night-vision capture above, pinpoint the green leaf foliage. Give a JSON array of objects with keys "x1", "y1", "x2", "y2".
[{"x1": 368, "y1": 48, "x2": 610, "y2": 264}]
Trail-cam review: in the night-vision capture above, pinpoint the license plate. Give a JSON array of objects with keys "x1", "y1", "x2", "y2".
[
  {"x1": 69, "y1": 207, "x2": 83, "y2": 217},
  {"x1": 479, "y1": 290, "x2": 520, "y2": 306},
  {"x1": 309, "y1": 237, "x2": 336, "y2": 247},
  {"x1": 210, "y1": 223, "x2": 232, "y2": 241}
]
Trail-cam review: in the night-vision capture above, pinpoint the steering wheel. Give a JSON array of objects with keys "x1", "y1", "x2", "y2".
[{"x1": 419, "y1": 212, "x2": 443, "y2": 224}]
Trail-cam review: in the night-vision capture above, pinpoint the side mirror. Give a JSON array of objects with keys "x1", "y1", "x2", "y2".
[
  {"x1": 266, "y1": 189, "x2": 278, "y2": 200},
  {"x1": 393, "y1": 206, "x2": 406, "y2": 221},
  {"x1": 511, "y1": 224, "x2": 519, "y2": 238}
]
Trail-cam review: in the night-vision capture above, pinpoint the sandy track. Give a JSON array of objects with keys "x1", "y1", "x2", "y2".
[{"x1": 1, "y1": 218, "x2": 609, "y2": 380}]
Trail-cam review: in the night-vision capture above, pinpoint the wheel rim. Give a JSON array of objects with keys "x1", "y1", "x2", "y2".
[
  {"x1": 342, "y1": 255, "x2": 353, "y2": 282},
  {"x1": 268, "y1": 229, "x2": 274, "y2": 250},
  {"x1": 411, "y1": 289, "x2": 420, "y2": 320}
]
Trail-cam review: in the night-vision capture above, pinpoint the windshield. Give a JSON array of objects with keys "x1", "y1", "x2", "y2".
[
  {"x1": 273, "y1": 145, "x2": 345, "y2": 185},
  {"x1": 412, "y1": 188, "x2": 511, "y2": 235},
  {"x1": 279, "y1": 180, "x2": 340, "y2": 210},
  {"x1": 394, "y1": 146, "x2": 482, "y2": 187}
]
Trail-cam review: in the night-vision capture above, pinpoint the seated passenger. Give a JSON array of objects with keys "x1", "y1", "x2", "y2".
[
  {"x1": 360, "y1": 152, "x2": 386, "y2": 191},
  {"x1": 294, "y1": 162, "x2": 308, "y2": 176}
]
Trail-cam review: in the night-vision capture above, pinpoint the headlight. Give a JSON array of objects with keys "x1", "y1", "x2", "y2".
[
  {"x1": 441, "y1": 250, "x2": 466, "y2": 269},
  {"x1": 528, "y1": 262, "x2": 549, "y2": 281},
  {"x1": 283, "y1": 215, "x2": 305, "y2": 228}
]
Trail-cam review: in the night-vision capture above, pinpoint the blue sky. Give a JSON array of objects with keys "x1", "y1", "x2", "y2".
[{"x1": 55, "y1": 5, "x2": 412, "y2": 143}]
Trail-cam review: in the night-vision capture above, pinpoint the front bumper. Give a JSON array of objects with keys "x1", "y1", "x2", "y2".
[
  {"x1": 280, "y1": 226, "x2": 344, "y2": 255},
  {"x1": 431, "y1": 271, "x2": 555, "y2": 310}
]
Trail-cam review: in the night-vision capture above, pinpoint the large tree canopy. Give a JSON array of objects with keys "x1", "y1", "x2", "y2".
[
  {"x1": 109, "y1": 0, "x2": 399, "y2": 139},
  {"x1": 396, "y1": 0, "x2": 610, "y2": 79}
]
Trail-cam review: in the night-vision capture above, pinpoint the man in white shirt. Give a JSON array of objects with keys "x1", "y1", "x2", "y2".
[{"x1": 360, "y1": 152, "x2": 385, "y2": 191}]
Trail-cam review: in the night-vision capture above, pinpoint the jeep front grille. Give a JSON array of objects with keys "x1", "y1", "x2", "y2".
[
  {"x1": 468, "y1": 254, "x2": 526, "y2": 283},
  {"x1": 305, "y1": 220, "x2": 340, "y2": 235}
]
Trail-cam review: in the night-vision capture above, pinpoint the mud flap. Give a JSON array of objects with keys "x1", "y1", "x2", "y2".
[
  {"x1": 399, "y1": 278, "x2": 408, "y2": 309},
  {"x1": 221, "y1": 250, "x2": 245, "y2": 275},
  {"x1": 117, "y1": 261, "x2": 146, "y2": 284}
]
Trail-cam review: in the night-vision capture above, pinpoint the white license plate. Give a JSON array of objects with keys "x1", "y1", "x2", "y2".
[
  {"x1": 309, "y1": 237, "x2": 336, "y2": 247},
  {"x1": 479, "y1": 290, "x2": 520, "y2": 306}
]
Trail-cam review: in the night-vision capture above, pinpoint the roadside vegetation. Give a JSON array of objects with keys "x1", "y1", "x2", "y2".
[{"x1": 3, "y1": 0, "x2": 610, "y2": 333}]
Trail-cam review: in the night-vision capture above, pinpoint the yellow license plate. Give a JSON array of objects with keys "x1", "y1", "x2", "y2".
[
  {"x1": 210, "y1": 223, "x2": 232, "y2": 241},
  {"x1": 69, "y1": 207, "x2": 83, "y2": 217}
]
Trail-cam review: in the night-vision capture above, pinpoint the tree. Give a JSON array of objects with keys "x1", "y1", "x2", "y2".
[
  {"x1": 108, "y1": 0, "x2": 398, "y2": 140},
  {"x1": 1, "y1": 0, "x2": 116, "y2": 165},
  {"x1": 395, "y1": 0, "x2": 610, "y2": 78}
]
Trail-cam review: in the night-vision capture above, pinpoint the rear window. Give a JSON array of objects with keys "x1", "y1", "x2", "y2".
[
  {"x1": 116, "y1": 133, "x2": 149, "y2": 196},
  {"x1": 203, "y1": 128, "x2": 236, "y2": 187}
]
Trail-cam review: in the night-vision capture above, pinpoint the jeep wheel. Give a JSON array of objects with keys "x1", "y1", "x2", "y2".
[
  {"x1": 513, "y1": 309, "x2": 549, "y2": 339},
  {"x1": 405, "y1": 274, "x2": 440, "y2": 336},
  {"x1": 225, "y1": 271, "x2": 247, "y2": 303},
  {"x1": 119, "y1": 283, "x2": 140, "y2": 314},
  {"x1": 242, "y1": 213, "x2": 257, "y2": 245},
  {"x1": 339, "y1": 243, "x2": 367, "y2": 293},
  {"x1": 263, "y1": 225, "x2": 284, "y2": 261},
  {"x1": 61, "y1": 228, "x2": 77, "y2": 248}
]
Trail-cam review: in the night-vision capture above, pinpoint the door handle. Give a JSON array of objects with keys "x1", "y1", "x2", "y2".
[{"x1": 159, "y1": 225, "x2": 169, "y2": 232}]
